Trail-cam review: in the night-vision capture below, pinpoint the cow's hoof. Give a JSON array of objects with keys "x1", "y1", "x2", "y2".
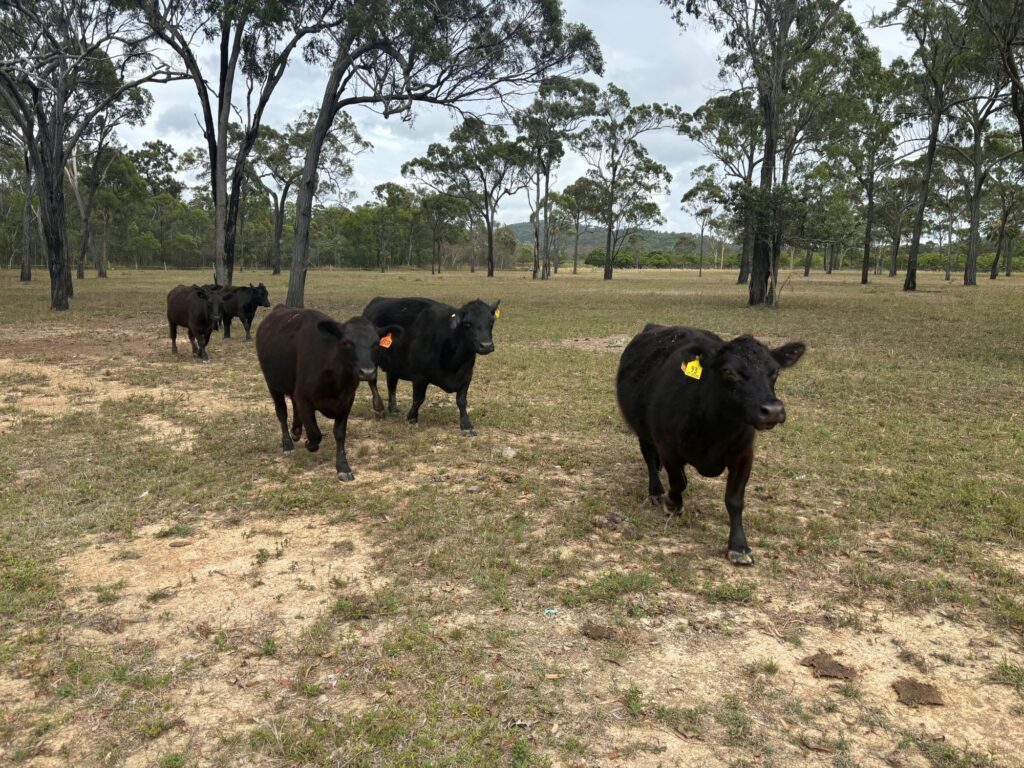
[
  {"x1": 462, "y1": 428, "x2": 477, "y2": 437},
  {"x1": 661, "y1": 499, "x2": 682, "y2": 517},
  {"x1": 337, "y1": 471, "x2": 354, "y2": 482},
  {"x1": 306, "y1": 443, "x2": 320, "y2": 453},
  {"x1": 728, "y1": 550, "x2": 755, "y2": 566},
  {"x1": 372, "y1": 409, "x2": 386, "y2": 420},
  {"x1": 282, "y1": 439, "x2": 294, "y2": 452},
  {"x1": 647, "y1": 494, "x2": 664, "y2": 506},
  {"x1": 200, "y1": 358, "x2": 210, "y2": 364},
  {"x1": 406, "y1": 419, "x2": 418, "y2": 426}
]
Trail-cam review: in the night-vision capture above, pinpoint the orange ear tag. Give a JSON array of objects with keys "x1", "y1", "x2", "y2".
[{"x1": 379, "y1": 333, "x2": 393, "y2": 349}]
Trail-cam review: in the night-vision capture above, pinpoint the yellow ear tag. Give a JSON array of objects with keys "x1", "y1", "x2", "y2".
[
  {"x1": 494, "y1": 309, "x2": 501, "y2": 319},
  {"x1": 379, "y1": 333, "x2": 393, "y2": 349},
  {"x1": 683, "y1": 357, "x2": 703, "y2": 380}
]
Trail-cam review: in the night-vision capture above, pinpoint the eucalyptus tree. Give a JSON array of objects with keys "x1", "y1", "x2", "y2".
[
  {"x1": 681, "y1": 167, "x2": 724, "y2": 277},
  {"x1": 419, "y1": 190, "x2": 470, "y2": 275},
  {"x1": 550, "y1": 176, "x2": 600, "y2": 274},
  {"x1": 573, "y1": 83, "x2": 676, "y2": 280},
  {"x1": 249, "y1": 111, "x2": 367, "y2": 274},
  {"x1": 940, "y1": 43, "x2": 1015, "y2": 286},
  {"x1": 129, "y1": 0, "x2": 340, "y2": 285},
  {"x1": 877, "y1": 0, "x2": 969, "y2": 291},
  {"x1": 967, "y1": 1, "x2": 1024, "y2": 153},
  {"x1": 927, "y1": 157, "x2": 964, "y2": 280},
  {"x1": 514, "y1": 77, "x2": 598, "y2": 279},
  {"x1": 665, "y1": 0, "x2": 846, "y2": 305},
  {"x1": 986, "y1": 156, "x2": 1024, "y2": 278},
  {"x1": 0, "y1": 1, "x2": 182, "y2": 309},
  {"x1": 284, "y1": 0, "x2": 602, "y2": 307},
  {"x1": 877, "y1": 161, "x2": 921, "y2": 276},
  {"x1": 831, "y1": 53, "x2": 905, "y2": 284},
  {"x1": 678, "y1": 85, "x2": 762, "y2": 282},
  {"x1": 404, "y1": 118, "x2": 530, "y2": 278},
  {"x1": 66, "y1": 87, "x2": 151, "y2": 279}
]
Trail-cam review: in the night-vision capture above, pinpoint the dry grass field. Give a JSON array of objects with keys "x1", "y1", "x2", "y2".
[{"x1": 0, "y1": 266, "x2": 1022, "y2": 767}]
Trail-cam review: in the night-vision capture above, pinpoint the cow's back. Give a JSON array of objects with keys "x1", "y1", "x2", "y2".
[
  {"x1": 166, "y1": 285, "x2": 194, "y2": 325},
  {"x1": 362, "y1": 296, "x2": 438, "y2": 330},
  {"x1": 617, "y1": 325, "x2": 722, "y2": 441},
  {"x1": 256, "y1": 305, "x2": 305, "y2": 395}
]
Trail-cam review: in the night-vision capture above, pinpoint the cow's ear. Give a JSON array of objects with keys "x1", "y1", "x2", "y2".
[
  {"x1": 317, "y1": 319, "x2": 345, "y2": 340},
  {"x1": 771, "y1": 342, "x2": 806, "y2": 369},
  {"x1": 377, "y1": 324, "x2": 402, "y2": 341},
  {"x1": 490, "y1": 299, "x2": 501, "y2": 316},
  {"x1": 449, "y1": 312, "x2": 458, "y2": 330}
]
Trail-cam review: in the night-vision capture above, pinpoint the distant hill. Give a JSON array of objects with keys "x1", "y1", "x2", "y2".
[{"x1": 506, "y1": 221, "x2": 733, "y2": 255}]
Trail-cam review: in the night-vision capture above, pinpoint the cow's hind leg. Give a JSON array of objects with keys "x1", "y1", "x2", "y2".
[
  {"x1": 662, "y1": 459, "x2": 687, "y2": 517},
  {"x1": 223, "y1": 316, "x2": 232, "y2": 339},
  {"x1": 639, "y1": 440, "x2": 664, "y2": 504},
  {"x1": 406, "y1": 379, "x2": 427, "y2": 425},
  {"x1": 271, "y1": 391, "x2": 293, "y2": 451},
  {"x1": 368, "y1": 374, "x2": 385, "y2": 418},
  {"x1": 289, "y1": 396, "x2": 302, "y2": 441},
  {"x1": 296, "y1": 398, "x2": 322, "y2": 452},
  {"x1": 187, "y1": 329, "x2": 199, "y2": 357},
  {"x1": 169, "y1": 321, "x2": 178, "y2": 354},
  {"x1": 242, "y1": 312, "x2": 253, "y2": 341},
  {"x1": 387, "y1": 371, "x2": 399, "y2": 414}
]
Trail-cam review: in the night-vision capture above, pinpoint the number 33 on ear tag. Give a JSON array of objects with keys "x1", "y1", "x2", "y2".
[{"x1": 682, "y1": 357, "x2": 702, "y2": 380}]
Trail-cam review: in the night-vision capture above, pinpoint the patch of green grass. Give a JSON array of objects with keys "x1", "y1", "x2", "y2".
[
  {"x1": 92, "y1": 580, "x2": 126, "y2": 605},
  {"x1": 158, "y1": 754, "x2": 186, "y2": 768},
  {"x1": 715, "y1": 695, "x2": 753, "y2": 745},
  {"x1": 989, "y1": 659, "x2": 1024, "y2": 693},
  {"x1": 702, "y1": 580, "x2": 757, "y2": 605},
  {"x1": 563, "y1": 570, "x2": 658, "y2": 607},
  {"x1": 146, "y1": 587, "x2": 174, "y2": 603},
  {"x1": 154, "y1": 522, "x2": 193, "y2": 539}
]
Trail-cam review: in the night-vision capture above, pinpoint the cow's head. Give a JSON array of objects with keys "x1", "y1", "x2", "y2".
[
  {"x1": 450, "y1": 299, "x2": 500, "y2": 355},
  {"x1": 318, "y1": 317, "x2": 403, "y2": 382},
  {"x1": 252, "y1": 283, "x2": 271, "y2": 307},
  {"x1": 193, "y1": 285, "x2": 224, "y2": 326},
  {"x1": 711, "y1": 336, "x2": 805, "y2": 430}
]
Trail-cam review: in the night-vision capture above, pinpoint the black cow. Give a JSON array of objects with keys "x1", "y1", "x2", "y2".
[
  {"x1": 218, "y1": 283, "x2": 271, "y2": 340},
  {"x1": 166, "y1": 284, "x2": 224, "y2": 362},
  {"x1": 362, "y1": 296, "x2": 499, "y2": 436},
  {"x1": 616, "y1": 324, "x2": 805, "y2": 565},
  {"x1": 255, "y1": 305, "x2": 399, "y2": 481}
]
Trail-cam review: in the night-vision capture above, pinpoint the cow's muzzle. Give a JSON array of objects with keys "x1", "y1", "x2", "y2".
[
  {"x1": 356, "y1": 366, "x2": 377, "y2": 381},
  {"x1": 476, "y1": 342, "x2": 495, "y2": 355},
  {"x1": 755, "y1": 402, "x2": 786, "y2": 430}
]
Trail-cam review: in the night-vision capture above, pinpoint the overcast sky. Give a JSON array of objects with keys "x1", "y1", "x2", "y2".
[{"x1": 118, "y1": 1, "x2": 914, "y2": 233}]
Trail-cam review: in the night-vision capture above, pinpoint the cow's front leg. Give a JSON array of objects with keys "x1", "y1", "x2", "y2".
[
  {"x1": 333, "y1": 414, "x2": 354, "y2": 481},
  {"x1": 242, "y1": 312, "x2": 253, "y2": 341},
  {"x1": 386, "y1": 371, "x2": 399, "y2": 414},
  {"x1": 187, "y1": 329, "x2": 198, "y2": 357},
  {"x1": 367, "y1": 374, "x2": 385, "y2": 417},
  {"x1": 406, "y1": 379, "x2": 427, "y2": 425},
  {"x1": 725, "y1": 451, "x2": 754, "y2": 566},
  {"x1": 662, "y1": 459, "x2": 687, "y2": 517},
  {"x1": 223, "y1": 316, "x2": 232, "y2": 339},
  {"x1": 456, "y1": 384, "x2": 474, "y2": 436}
]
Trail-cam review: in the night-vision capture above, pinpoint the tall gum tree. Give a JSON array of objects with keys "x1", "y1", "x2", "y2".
[
  {"x1": 284, "y1": 0, "x2": 602, "y2": 307},
  {"x1": 573, "y1": 83, "x2": 677, "y2": 280},
  {"x1": 404, "y1": 118, "x2": 530, "y2": 279},
  {"x1": 665, "y1": 0, "x2": 845, "y2": 305},
  {"x1": 130, "y1": 0, "x2": 340, "y2": 286},
  {"x1": 877, "y1": 0, "x2": 968, "y2": 291},
  {"x1": 0, "y1": 0, "x2": 183, "y2": 310}
]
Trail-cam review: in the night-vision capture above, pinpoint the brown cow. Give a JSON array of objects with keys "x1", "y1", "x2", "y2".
[
  {"x1": 255, "y1": 305, "x2": 399, "y2": 481},
  {"x1": 166, "y1": 284, "x2": 224, "y2": 362}
]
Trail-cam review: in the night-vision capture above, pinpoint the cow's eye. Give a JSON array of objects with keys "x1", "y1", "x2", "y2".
[{"x1": 722, "y1": 368, "x2": 742, "y2": 382}]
